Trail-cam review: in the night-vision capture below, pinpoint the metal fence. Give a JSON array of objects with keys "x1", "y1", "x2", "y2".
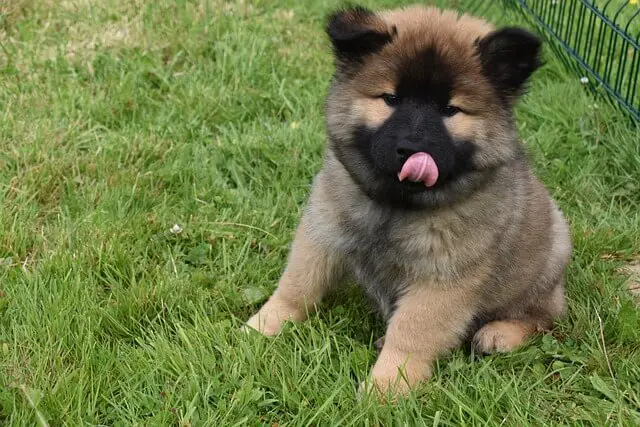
[{"x1": 459, "y1": 0, "x2": 640, "y2": 122}]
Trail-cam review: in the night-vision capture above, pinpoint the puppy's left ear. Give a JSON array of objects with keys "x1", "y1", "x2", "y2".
[{"x1": 477, "y1": 28, "x2": 542, "y2": 99}]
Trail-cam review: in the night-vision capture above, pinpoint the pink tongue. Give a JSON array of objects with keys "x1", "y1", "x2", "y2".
[{"x1": 397, "y1": 152, "x2": 439, "y2": 187}]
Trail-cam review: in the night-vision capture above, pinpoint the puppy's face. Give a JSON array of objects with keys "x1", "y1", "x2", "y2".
[{"x1": 325, "y1": 6, "x2": 542, "y2": 208}]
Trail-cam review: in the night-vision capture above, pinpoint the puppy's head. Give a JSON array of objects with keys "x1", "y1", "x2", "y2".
[{"x1": 325, "y1": 5, "x2": 541, "y2": 208}]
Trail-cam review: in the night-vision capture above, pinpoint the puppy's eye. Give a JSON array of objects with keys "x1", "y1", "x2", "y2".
[
  {"x1": 442, "y1": 105, "x2": 462, "y2": 117},
  {"x1": 380, "y1": 93, "x2": 400, "y2": 107}
]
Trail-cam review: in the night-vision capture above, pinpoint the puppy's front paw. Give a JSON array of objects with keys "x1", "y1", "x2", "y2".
[
  {"x1": 356, "y1": 372, "x2": 411, "y2": 403},
  {"x1": 362, "y1": 344, "x2": 434, "y2": 402},
  {"x1": 244, "y1": 294, "x2": 310, "y2": 336},
  {"x1": 244, "y1": 310, "x2": 287, "y2": 337}
]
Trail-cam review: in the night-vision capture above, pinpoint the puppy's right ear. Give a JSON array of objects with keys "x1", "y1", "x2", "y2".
[{"x1": 326, "y1": 6, "x2": 394, "y2": 63}]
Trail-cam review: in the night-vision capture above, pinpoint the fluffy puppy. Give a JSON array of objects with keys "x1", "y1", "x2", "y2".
[{"x1": 245, "y1": 5, "x2": 572, "y2": 398}]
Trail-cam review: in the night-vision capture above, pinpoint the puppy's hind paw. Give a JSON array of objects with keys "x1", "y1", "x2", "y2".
[{"x1": 473, "y1": 320, "x2": 536, "y2": 354}]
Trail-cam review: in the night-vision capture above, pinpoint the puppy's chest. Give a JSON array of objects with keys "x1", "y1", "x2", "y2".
[{"x1": 335, "y1": 214, "x2": 462, "y2": 316}]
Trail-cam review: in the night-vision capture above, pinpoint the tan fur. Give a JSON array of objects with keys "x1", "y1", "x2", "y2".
[
  {"x1": 365, "y1": 271, "x2": 489, "y2": 395},
  {"x1": 245, "y1": 5, "x2": 572, "y2": 401},
  {"x1": 354, "y1": 97, "x2": 393, "y2": 128},
  {"x1": 473, "y1": 320, "x2": 539, "y2": 354}
]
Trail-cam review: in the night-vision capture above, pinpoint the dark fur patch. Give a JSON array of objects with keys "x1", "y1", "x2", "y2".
[
  {"x1": 333, "y1": 204, "x2": 410, "y2": 318},
  {"x1": 477, "y1": 28, "x2": 542, "y2": 99},
  {"x1": 327, "y1": 6, "x2": 394, "y2": 64},
  {"x1": 370, "y1": 48, "x2": 458, "y2": 180},
  {"x1": 395, "y1": 48, "x2": 455, "y2": 107},
  {"x1": 331, "y1": 125, "x2": 478, "y2": 209}
]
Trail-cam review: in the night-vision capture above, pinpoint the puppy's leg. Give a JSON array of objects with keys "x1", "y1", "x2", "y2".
[
  {"x1": 364, "y1": 286, "x2": 475, "y2": 398},
  {"x1": 245, "y1": 220, "x2": 344, "y2": 336}
]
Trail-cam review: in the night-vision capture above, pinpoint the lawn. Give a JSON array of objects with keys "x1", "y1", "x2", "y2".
[{"x1": 1, "y1": 0, "x2": 639, "y2": 425}]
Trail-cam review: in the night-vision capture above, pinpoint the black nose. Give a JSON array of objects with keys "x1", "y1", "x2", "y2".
[{"x1": 396, "y1": 140, "x2": 420, "y2": 163}]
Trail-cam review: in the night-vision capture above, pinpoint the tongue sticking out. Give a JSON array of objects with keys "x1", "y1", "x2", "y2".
[{"x1": 397, "y1": 152, "x2": 439, "y2": 187}]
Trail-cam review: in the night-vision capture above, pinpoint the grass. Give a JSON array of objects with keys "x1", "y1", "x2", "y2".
[{"x1": 1, "y1": 0, "x2": 639, "y2": 425}]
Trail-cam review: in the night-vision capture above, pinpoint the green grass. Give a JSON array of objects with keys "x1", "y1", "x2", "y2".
[{"x1": 1, "y1": 0, "x2": 639, "y2": 425}]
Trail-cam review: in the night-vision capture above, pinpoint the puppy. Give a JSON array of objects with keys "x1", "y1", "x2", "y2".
[{"x1": 245, "y1": 5, "x2": 572, "y2": 398}]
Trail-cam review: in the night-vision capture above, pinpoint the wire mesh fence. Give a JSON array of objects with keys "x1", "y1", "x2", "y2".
[{"x1": 453, "y1": 0, "x2": 640, "y2": 122}]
